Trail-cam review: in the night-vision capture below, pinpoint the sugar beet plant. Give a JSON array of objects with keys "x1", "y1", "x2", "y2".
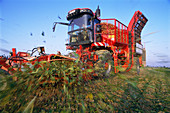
[
  {"x1": 0, "y1": 56, "x2": 169, "y2": 112},
  {"x1": 0, "y1": 57, "x2": 94, "y2": 112}
]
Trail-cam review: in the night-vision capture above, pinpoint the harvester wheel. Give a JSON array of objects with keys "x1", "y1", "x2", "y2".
[{"x1": 94, "y1": 50, "x2": 113, "y2": 76}]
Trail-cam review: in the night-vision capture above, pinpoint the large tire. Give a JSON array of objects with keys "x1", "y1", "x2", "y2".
[{"x1": 94, "y1": 50, "x2": 113, "y2": 76}]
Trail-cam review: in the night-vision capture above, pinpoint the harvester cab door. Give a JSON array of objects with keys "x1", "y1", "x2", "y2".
[{"x1": 94, "y1": 19, "x2": 101, "y2": 42}]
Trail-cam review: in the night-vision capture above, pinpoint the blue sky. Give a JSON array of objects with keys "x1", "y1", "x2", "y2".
[{"x1": 0, "y1": 0, "x2": 170, "y2": 67}]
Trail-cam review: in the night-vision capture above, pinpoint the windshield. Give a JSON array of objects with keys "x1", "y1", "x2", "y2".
[
  {"x1": 67, "y1": 14, "x2": 93, "y2": 46},
  {"x1": 68, "y1": 29, "x2": 92, "y2": 44},
  {"x1": 68, "y1": 14, "x2": 92, "y2": 32}
]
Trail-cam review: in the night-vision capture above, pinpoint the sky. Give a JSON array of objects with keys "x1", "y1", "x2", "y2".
[{"x1": 0, "y1": 0, "x2": 170, "y2": 67}]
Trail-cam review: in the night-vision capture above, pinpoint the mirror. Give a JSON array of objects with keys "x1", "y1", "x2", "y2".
[{"x1": 95, "y1": 6, "x2": 100, "y2": 18}]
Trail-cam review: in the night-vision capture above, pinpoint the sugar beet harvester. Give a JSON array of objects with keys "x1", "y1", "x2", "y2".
[
  {"x1": 53, "y1": 7, "x2": 148, "y2": 75},
  {"x1": 0, "y1": 7, "x2": 147, "y2": 77}
]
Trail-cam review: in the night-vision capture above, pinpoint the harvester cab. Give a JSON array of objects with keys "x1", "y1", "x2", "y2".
[
  {"x1": 66, "y1": 7, "x2": 101, "y2": 50},
  {"x1": 53, "y1": 7, "x2": 101, "y2": 50}
]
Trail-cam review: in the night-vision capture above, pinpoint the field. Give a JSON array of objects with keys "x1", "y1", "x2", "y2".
[{"x1": 0, "y1": 60, "x2": 169, "y2": 112}]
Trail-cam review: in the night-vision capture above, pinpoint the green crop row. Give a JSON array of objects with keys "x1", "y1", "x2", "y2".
[{"x1": 0, "y1": 59, "x2": 169, "y2": 112}]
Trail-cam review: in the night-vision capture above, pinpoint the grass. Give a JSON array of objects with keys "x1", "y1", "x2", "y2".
[{"x1": 0, "y1": 61, "x2": 169, "y2": 112}]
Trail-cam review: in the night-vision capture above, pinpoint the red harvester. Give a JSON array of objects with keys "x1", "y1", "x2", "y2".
[{"x1": 0, "y1": 6, "x2": 148, "y2": 79}]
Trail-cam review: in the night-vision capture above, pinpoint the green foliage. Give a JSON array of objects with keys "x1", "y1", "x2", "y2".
[
  {"x1": 0, "y1": 60, "x2": 169, "y2": 112},
  {"x1": 23, "y1": 96, "x2": 37, "y2": 113}
]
